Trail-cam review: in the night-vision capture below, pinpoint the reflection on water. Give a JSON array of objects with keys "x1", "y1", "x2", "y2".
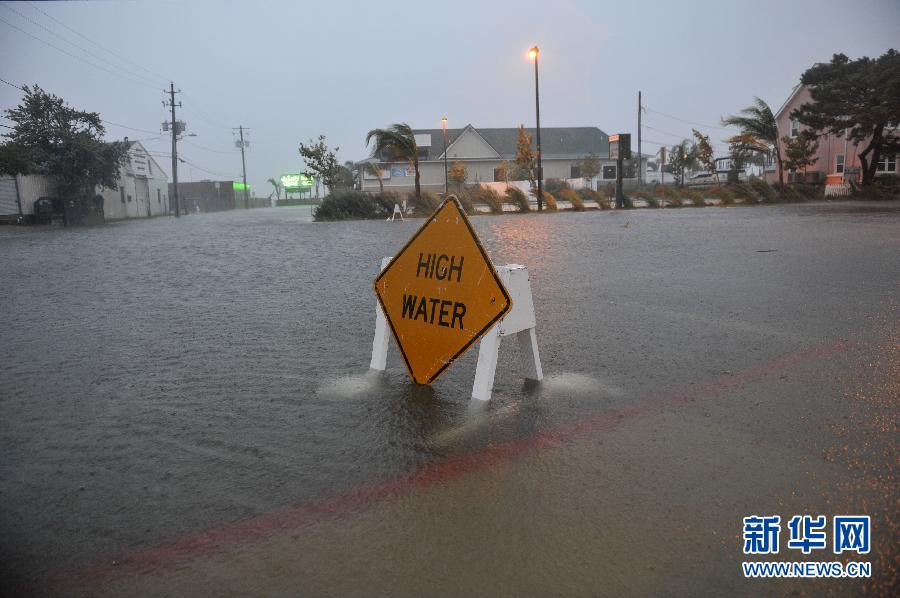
[
  {"x1": 316, "y1": 370, "x2": 388, "y2": 399},
  {"x1": 538, "y1": 372, "x2": 625, "y2": 399}
]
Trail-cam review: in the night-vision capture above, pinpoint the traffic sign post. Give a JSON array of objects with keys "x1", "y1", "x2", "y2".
[
  {"x1": 370, "y1": 197, "x2": 543, "y2": 399},
  {"x1": 609, "y1": 133, "x2": 631, "y2": 209}
]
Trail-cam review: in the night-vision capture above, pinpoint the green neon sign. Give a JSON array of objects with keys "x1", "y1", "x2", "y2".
[
  {"x1": 281, "y1": 173, "x2": 315, "y2": 191},
  {"x1": 233, "y1": 182, "x2": 251, "y2": 191}
]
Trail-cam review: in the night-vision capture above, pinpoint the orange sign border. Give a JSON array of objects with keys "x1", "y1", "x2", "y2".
[{"x1": 373, "y1": 197, "x2": 512, "y2": 385}]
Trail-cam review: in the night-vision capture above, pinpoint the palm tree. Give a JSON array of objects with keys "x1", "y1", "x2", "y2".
[
  {"x1": 723, "y1": 97, "x2": 783, "y2": 188},
  {"x1": 365, "y1": 123, "x2": 420, "y2": 201},
  {"x1": 363, "y1": 162, "x2": 384, "y2": 193},
  {"x1": 267, "y1": 177, "x2": 282, "y2": 201}
]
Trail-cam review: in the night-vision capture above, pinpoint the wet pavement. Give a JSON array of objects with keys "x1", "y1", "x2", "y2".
[{"x1": 1, "y1": 201, "x2": 897, "y2": 596}]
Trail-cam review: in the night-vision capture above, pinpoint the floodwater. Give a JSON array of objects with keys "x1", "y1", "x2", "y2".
[{"x1": 1, "y1": 202, "x2": 898, "y2": 596}]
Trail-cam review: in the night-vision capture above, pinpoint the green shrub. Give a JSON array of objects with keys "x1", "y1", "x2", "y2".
[
  {"x1": 466, "y1": 186, "x2": 504, "y2": 214},
  {"x1": 450, "y1": 191, "x2": 476, "y2": 215},
  {"x1": 504, "y1": 187, "x2": 530, "y2": 212},
  {"x1": 544, "y1": 178, "x2": 570, "y2": 194},
  {"x1": 404, "y1": 190, "x2": 441, "y2": 215},
  {"x1": 708, "y1": 185, "x2": 734, "y2": 204},
  {"x1": 629, "y1": 190, "x2": 658, "y2": 207},
  {"x1": 542, "y1": 191, "x2": 558, "y2": 211},
  {"x1": 576, "y1": 187, "x2": 607, "y2": 209},
  {"x1": 679, "y1": 188, "x2": 706, "y2": 207},
  {"x1": 371, "y1": 191, "x2": 401, "y2": 214},
  {"x1": 556, "y1": 188, "x2": 584, "y2": 211},
  {"x1": 792, "y1": 183, "x2": 822, "y2": 200},
  {"x1": 654, "y1": 185, "x2": 683, "y2": 205},
  {"x1": 314, "y1": 190, "x2": 387, "y2": 221},
  {"x1": 861, "y1": 179, "x2": 900, "y2": 200},
  {"x1": 779, "y1": 185, "x2": 802, "y2": 202},
  {"x1": 749, "y1": 179, "x2": 777, "y2": 202},
  {"x1": 729, "y1": 183, "x2": 759, "y2": 204}
]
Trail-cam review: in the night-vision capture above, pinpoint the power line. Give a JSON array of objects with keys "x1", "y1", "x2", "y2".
[
  {"x1": 180, "y1": 92, "x2": 232, "y2": 129},
  {"x1": 0, "y1": 13, "x2": 159, "y2": 90},
  {"x1": 180, "y1": 155, "x2": 240, "y2": 179},
  {"x1": 182, "y1": 139, "x2": 233, "y2": 154},
  {"x1": 1, "y1": 1, "x2": 164, "y2": 87},
  {"x1": 0, "y1": 76, "x2": 23, "y2": 90},
  {"x1": 643, "y1": 124, "x2": 691, "y2": 140},
  {"x1": 643, "y1": 123, "x2": 729, "y2": 150},
  {"x1": 26, "y1": 1, "x2": 170, "y2": 83},
  {"x1": 644, "y1": 106, "x2": 734, "y2": 132},
  {"x1": 100, "y1": 119, "x2": 159, "y2": 135}
]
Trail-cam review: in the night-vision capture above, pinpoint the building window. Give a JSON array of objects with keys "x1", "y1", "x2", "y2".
[
  {"x1": 157, "y1": 189, "x2": 161, "y2": 203},
  {"x1": 876, "y1": 155, "x2": 897, "y2": 173},
  {"x1": 120, "y1": 186, "x2": 125, "y2": 203},
  {"x1": 417, "y1": 147, "x2": 429, "y2": 160},
  {"x1": 127, "y1": 194, "x2": 132, "y2": 202},
  {"x1": 570, "y1": 165, "x2": 582, "y2": 178},
  {"x1": 835, "y1": 154, "x2": 844, "y2": 174},
  {"x1": 493, "y1": 167, "x2": 505, "y2": 182},
  {"x1": 602, "y1": 165, "x2": 617, "y2": 180},
  {"x1": 789, "y1": 119, "x2": 799, "y2": 138}
]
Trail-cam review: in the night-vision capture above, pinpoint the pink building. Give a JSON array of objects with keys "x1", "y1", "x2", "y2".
[{"x1": 771, "y1": 84, "x2": 898, "y2": 184}]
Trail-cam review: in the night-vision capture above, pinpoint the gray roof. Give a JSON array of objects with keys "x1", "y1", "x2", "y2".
[{"x1": 412, "y1": 124, "x2": 609, "y2": 160}]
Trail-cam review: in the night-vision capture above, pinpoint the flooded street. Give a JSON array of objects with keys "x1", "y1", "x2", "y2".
[{"x1": 1, "y1": 202, "x2": 898, "y2": 596}]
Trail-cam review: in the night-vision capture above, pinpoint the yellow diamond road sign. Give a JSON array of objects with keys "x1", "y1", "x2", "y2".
[{"x1": 374, "y1": 197, "x2": 512, "y2": 385}]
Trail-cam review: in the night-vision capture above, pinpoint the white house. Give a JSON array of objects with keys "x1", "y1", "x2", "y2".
[{"x1": 360, "y1": 125, "x2": 645, "y2": 194}]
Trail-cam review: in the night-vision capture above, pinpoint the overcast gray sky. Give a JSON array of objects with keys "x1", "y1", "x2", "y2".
[{"x1": 2, "y1": 0, "x2": 898, "y2": 195}]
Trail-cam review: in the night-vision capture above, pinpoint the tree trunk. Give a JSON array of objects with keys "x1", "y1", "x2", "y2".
[
  {"x1": 774, "y1": 145, "x2": 784, "y2": 189},
  {"x1": 858, "y1": 128, "x2": 883, "y2": 185},
  {"x1": 413, "y1": 157, "x2": 421, "y2": 200}
]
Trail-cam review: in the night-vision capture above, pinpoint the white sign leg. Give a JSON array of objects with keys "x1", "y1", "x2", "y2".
[
  {"x1": 471, "y1": 326, "x2": 502, "y2": 401},
  {"x1": 471, "y1": 265, "x2": 543, "y2": 401},
  {"x1": 516, "y1": 327, "x2": 543, "y2": 381},
  {"x1": 370, "y1": 257, "x2": 392, "y2": 371}
]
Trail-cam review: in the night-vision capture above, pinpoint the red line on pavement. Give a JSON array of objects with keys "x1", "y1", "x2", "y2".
[{"x1": 75, "y1": 339, "x2": 849, "y2": 584}]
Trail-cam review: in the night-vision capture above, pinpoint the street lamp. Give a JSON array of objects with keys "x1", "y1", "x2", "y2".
[
  {"x1": 528, "y1": 46, "x2": 543, "y2": 211},
  {"x1": 441, "y1": 116, "x2": 449, "y2": 196}
]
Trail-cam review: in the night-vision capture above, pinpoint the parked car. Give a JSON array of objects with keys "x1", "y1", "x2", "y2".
[{"x1": 687, "y1": 172, "x2": 720, "y2": 186}]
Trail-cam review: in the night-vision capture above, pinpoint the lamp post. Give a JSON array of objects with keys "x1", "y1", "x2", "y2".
[
  {"x1": 441, "y1": 117, "x2": 449, "y2": 196},
  {"x1": 529, "y1": 46, "x2": 543, "y2": 211}
]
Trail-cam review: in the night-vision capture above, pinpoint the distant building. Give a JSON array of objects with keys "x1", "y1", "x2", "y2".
[
  {"x1": 771, "y1": 84, "x2": 898, "y2": 184},
  {"x1": 1, "y1": 140, "x2": 169, "y2": 221},
  {"x1": 168, "y1": 180, "x2": 250, "y2": 213},
  {"x1": 99, "y1": 140, "x2": 170, "y2": 220},
  {"x1": 359, "y1": 124, "x2": 646, "y2": 194}
]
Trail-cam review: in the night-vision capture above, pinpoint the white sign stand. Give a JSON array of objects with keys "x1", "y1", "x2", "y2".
[
  {"x1": 386, "y1": 204, "x2": 404, "y2": 221},
  {"x1": 370, "y1": 258, "x2": 543, "y2": 401}
]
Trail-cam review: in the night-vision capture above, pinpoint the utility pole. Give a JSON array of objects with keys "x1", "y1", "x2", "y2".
[
  {"x1": 532, "y1": 47, "x2": 543, "y2": 211},
  {"x1": 441, "y1": 117, "x2": 449, "y2": 195},
  {"x1": 164, "y1": 82, "x2": 182, "y2": 217},
  {"x1": 637, "y1": 91, "x2": 642, "y2": 187},
  {"x1": 234, "y1": 126, "x2": 250, "y2": 209},
  {"x1": 660, "y1": 146, "x2": 666, "y2": 186}
]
